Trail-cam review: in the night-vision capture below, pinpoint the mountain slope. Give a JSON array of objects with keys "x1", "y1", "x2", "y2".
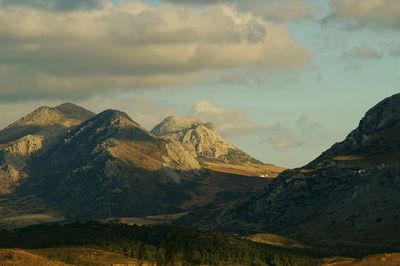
[
  {"x1": 0, "y1": 104, "x2": 276, "y2": 224},
  {"x1": 195, "y1": 94, "x2": 400, "y2": 250},
  {"x1": 26, "y1": 109, "x2": 202, "y2": 218},
  {"x1": 151, "y1": 115, "x2": 284, "y2": 177},
  {"x1": 0, "y1": 103, "x2": 94, "y2": 195},
  {"x1": 307, "y1": 93, "x2": 400, "y2": 168}
]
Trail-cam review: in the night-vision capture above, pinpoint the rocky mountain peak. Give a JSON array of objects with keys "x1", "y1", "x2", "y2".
[
  {"x1": 151, "y1": 115, "x2": 260, "y2": 165},
  {"x1": 63, "y1": 109, "x2": 153, "y2": 148},
  {"x1": 7, "y1": 103, "x2": 94, "y2": 130},
  {"x1": 11, "y1": 106, "x2": 66, "y2": 127},
  {"x1": 90, "y1": 109, "x2": 144, "y2": 130},
  {"x1": 0, "y1": 103, "x2": 94, "y2": 195},
  {"x1": 151, "y1": 115, "x2": 214, "y2": 136},
  {"x1": 308, "y1": 93, "x2": 400, "y2": 168},
  {"x1": 356, "y1": 93, "x2": 400, "y2": 135},
  {"x1": 55, "y1": 102, "x2": 95, "y2": 122}
]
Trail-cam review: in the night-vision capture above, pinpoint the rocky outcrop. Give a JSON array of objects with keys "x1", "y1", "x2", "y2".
[
  {"x1": 163, "y1": 142, "x2": 201, "y2": 171},
  {"x1": 2, "y1": 135, "x2": 44, "y2": 157},
  {"x1": 151, "y1": 115, "x2": 261, "y2": 165}
]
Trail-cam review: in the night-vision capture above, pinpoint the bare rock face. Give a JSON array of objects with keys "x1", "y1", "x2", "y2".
[
  {"x1": 0, "y1": 103, "x2": 94, "y2": 195},
  {"x1": 151, "y1": 115, "x2": 260, "y2": 165},
  {"x1": 163, "y1": 142, "x2": 201, "y2": 171},
  {"x1": 0, "y1": 135, "x2": 44, "y2": 193},
  {"x1": 2, "y1": 135, "x2": 44, "y2": 157}
]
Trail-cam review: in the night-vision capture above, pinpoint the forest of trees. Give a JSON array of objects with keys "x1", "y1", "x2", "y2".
[{"x1": 0, "y1": 222, "x2": 322, "y2": 265}]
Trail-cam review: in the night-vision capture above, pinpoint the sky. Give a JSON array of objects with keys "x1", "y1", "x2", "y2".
[{"x1": 0, "y1": 0, "x2": 398, "y2": 167}]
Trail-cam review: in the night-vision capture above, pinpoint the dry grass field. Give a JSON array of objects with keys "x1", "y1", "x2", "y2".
[
  {"x1": 323, "y1": 253, "x2": 400, "y2": 266},
  {"x1": 248, "y1": 233, "x2": 305, "y2": 249},
  {"x1": 0, "y1": 247, "x2": 155, "y2": 266}
]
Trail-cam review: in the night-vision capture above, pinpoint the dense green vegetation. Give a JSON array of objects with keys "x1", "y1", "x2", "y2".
[{"x1": 0, "y1": 222, "x2": 321, "y2": 265}]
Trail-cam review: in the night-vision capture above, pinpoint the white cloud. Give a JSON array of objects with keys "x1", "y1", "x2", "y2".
[
  {"x1": 189, "y1": 100, "x2": 261, "y2": 137},
  {"x1": 0, "y1": 1, "x2": 312, "y2": 101}
]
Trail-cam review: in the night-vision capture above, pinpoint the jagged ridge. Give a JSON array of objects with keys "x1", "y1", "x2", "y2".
[{"x1": 151, "y1": 115, "x2": 261, "y2": 165}]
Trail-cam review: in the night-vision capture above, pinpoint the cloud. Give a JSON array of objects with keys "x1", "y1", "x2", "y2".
[
  {"x1": 327, "y1": 0, "x2": 400, "y2": 28},
  {"x1": 389, "y1": 47, "x2": 400, "y2": 57},
  {"x1": 189, "y1": 100, "x2": 261, "y2": 137},
  {"x1": 261, "y1": 123, "x2": 305, "y2": 152},
  {"x1": 296, "y1": 114, "x2": 324, "y2": 133},
  {"x1": 261, "y1": 114, "x2": 324, "y2": 152},
  {"x1": 163, "y1": 0, "x2": 310, "y2": 22},
  {"x1": 0, "y1": 1, "x2": 312, "y2": 101},
  {"x1": 0, "y1": 0, "x2": 101, "y2": 11},
  {"x1": 343, "y1": 44, "x2": 382, "y2": 60}
]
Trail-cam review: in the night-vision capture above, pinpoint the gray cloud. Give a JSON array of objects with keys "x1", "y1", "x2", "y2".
[
  {"x1": 162, "y1": 0, "x2": 310, "y2": 22},
  {"x1": 389, "y1": 47, "x2": 400, "y2": 57},
  {"x1": 262, "y1": 123, "x2": 305, "y2": 152},
  {"x1": 343, "y1": 44, "x2": 382, "y2": 60},
  {"x1": 0, "y1": 2, "x2": 312, "y2": 101},
  {"x1": 261, "y1": 114, "x2": 324, "y2": 152},
  {"x1": 296, "y1": 114, "x2": 324, "y2": 133},
  {"x1": 0, "y1": 0, "x2": 101, "y2": 11}
]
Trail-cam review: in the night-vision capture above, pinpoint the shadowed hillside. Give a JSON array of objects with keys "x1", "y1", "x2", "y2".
[{"x1": 179, "y1": 94, "x2": 400, "y2": 253}]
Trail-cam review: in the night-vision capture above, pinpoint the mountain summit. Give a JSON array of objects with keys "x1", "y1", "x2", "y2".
[
  {"x1": 0, "y1": 103, "x2": 94, "y2": 194},
  {"x1": 5, "y1": 103, "x2": 94, "y2": 131},
  {"x1": 54, "y1": 102, "x2": 96, "y2": 122},
  {"x1": 152, "y1": 115, "x2": 260, "y2": 165}
]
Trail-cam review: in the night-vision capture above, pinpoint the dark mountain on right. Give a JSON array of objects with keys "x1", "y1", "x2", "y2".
[
  {"x1": 201, "y1": 93, "x2": 400, "y2": 251},
  {"x1": 308, "y1": 93, "x2": 400, "y2": 168}
]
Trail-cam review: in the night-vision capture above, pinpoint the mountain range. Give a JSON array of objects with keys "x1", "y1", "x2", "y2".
[
  {"x1": 0, "y1": 103, "x2": 281, "y2": 223},
  {"x1": 184, "y1": 93, "x2": 400, "y2": 252},
  {"x1": 1, "y1": 94, "x2": 400, "y2": 255}
]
